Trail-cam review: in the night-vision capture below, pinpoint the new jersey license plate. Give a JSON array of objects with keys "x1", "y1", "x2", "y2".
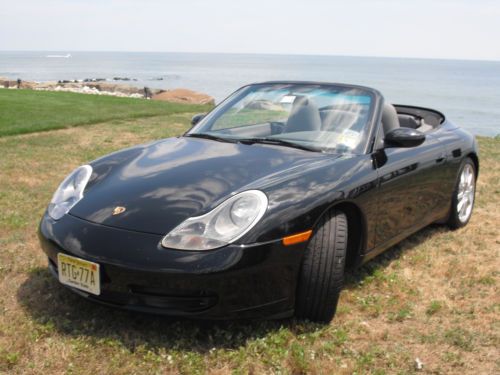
[{"x1": 57, "y1": 253, "x2": 101, "y2": 295}]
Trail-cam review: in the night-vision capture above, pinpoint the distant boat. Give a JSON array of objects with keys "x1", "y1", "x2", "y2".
[{"x1": 46, "y1": 53, "x2": 71, "y2": 58}]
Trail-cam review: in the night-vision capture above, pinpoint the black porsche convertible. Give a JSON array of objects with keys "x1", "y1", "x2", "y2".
[{"x1": 39, "y1": 82, "x2": 478, "y2": 322}]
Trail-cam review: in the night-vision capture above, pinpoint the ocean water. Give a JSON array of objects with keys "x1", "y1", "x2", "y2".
[{"x1": 0, "y1": 51, "x2": 499, "y2": 136}]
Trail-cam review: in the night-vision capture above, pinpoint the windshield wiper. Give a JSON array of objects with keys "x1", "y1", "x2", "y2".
[
  {"x1": 187, "y1": 134, "x2": 323, "y2": 152},
  {"x1": 238, "y1": 137, "x2": 322, "y2": 152},
  {"x1": 185, "y1": 133, "x2": 238, "y2": 143}
]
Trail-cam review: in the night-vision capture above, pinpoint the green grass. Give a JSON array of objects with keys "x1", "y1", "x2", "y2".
[
  {"x1": 426, "y1": 300, "x2": 443, "y2": 316},
  {"x1": 0, "y1": 90, "x2": 498, "y2": 374},
  {"x1": 0, "y1": 89, "x2": 210, "y2": 137}
]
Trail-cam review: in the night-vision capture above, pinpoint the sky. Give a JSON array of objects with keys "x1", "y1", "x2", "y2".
[{"x1": 1, "y1": 0, "x2": 500, "y2": 61}]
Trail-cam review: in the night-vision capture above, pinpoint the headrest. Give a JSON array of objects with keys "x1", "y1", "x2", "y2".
[{"x1": 381, "y1": 103, "x2": 400, "y2": 134}]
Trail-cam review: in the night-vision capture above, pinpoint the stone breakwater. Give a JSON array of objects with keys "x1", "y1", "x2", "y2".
[{"x1": 0, "y1": 77, "x2": 215, "y2": 105}]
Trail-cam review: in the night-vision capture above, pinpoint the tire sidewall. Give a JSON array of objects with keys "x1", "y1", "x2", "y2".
[{"x1": 295, "y1": 210, "x2": 348, "y2": 322}]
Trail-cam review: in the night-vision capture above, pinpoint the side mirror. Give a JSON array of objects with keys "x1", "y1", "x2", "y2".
[
  {"x1": 191, "y1": 113, "x2": 206, "y2": 126},
  {"x1": 384, "y1": 128, "x2": 425, "y2": 148}
]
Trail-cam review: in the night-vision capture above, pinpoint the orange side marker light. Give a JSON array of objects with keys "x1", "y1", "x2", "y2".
[{"x1": 282, "y1": 230, "x2": 313, "y2": 246}]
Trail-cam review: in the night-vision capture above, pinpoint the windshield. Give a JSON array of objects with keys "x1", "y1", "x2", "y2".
[{"x1": 188, "y1": 83, "x2": 375, "y2": 153}]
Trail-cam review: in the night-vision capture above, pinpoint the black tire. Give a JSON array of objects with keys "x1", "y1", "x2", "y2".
[
  {"x1": 295, "y1": 209, "x2": 348, "y2": 322},
  {"x1": 447, "y1": 157, "x2": 476, "y2": 230}
]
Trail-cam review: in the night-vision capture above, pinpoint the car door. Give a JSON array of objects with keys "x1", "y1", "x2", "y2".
[{"x1": 373, "y1": 131, "x2": 449, "y2": 247}]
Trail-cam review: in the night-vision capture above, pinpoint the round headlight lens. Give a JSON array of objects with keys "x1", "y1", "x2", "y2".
[
  {"x1": 161, "y1": 190, "x2": 268, "y2": 251},
  {"x1": 48, "y1": 165, "x2": 92, "y2": 220},
  {"x1": 230, "y1": 195, "x2": 260, "y2": 226}
]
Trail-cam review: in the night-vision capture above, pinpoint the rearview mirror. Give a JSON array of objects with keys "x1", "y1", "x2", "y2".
[
  {"x1": 191, "y1": 113, "x2": 206, "y2": 126},
  {"x1": 384, "y1": 128, "x2": 425, "y2": 148}
]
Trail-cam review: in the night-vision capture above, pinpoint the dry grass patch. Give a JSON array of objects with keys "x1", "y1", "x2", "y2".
[{"x1": 0, "y1": 121, "x2": 498, "y2": 374}]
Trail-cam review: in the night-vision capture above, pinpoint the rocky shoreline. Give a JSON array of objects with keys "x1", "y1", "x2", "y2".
[{"x1": 0, "y1": 77, "x2": 215, "y2": 105}]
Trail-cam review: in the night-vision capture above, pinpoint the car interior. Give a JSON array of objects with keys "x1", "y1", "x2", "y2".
[
  {"x1": 381, "y1": 102, "x2": 445, "y2": 136},
  {"x1": 207, "y1": 94, "x2": 445, "y2": 153},
  {"x1": 212, "y1": 95, "x2": 370, "y2": 149},
  {"x1": 394, "y1": 104, "x2": 445, "y2": 133}
]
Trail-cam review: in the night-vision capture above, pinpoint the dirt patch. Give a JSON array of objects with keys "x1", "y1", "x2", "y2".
[{"x1": 152, "y1": 88, "x2": 215, "y2": 105}]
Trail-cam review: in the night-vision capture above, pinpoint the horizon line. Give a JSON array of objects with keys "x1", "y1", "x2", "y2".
[{"x1": 1, "y1": 49, "x2": 499, "y2": 64}]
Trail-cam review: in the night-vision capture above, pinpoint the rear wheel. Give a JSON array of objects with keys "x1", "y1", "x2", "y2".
[
  {"x1": 447, "y1": 157, "x2": 476, "y2": 229},
  {"x1": 295, "y1": 209, "x2": 348, "y2": 322}
]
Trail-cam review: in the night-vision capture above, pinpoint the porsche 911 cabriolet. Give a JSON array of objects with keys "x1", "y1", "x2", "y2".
[{"x1": 39, "y1": 81, "x2": 478, "y2": 322}]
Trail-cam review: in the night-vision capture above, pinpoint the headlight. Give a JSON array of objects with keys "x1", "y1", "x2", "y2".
[
  {"x1": 161, "y1": 190, "x2": 268, "y2": 251},
  {"x1": 48, "y1": 165, "x2": 92, "y2": 220}
]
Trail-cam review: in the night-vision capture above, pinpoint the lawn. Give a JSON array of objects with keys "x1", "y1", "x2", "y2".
[
  {"x1": 0, "y1": 91, "x2": 498, "y2": 374},
  {"x1": 0, "y1": 89, "x2": 209, "y2": 137}
]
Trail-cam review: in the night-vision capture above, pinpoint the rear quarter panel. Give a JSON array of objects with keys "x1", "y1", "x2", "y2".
[{"x1": 432, "y1": 120, "x2": 479, "y2": 194}]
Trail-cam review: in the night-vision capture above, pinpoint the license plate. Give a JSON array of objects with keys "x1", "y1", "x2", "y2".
[{"x1": 57, "y1": 253, "x2": 100, "y2": 295}]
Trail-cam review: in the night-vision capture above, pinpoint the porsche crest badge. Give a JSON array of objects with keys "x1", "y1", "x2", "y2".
[{"x1": 112, "y1": 206, "x2": 126, "y2": 216}]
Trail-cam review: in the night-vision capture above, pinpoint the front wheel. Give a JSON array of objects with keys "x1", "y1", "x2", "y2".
[
  {"x1": 447, "y1": 157, "x2": 476, "y2": 229},
  {"x1": 295, "y1": 209, "x2": 348, "y2": 322}
]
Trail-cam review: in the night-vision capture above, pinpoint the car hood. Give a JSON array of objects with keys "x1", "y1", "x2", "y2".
[{"x1": 70, "y1": 137, "x2": 337, "y2": 235}]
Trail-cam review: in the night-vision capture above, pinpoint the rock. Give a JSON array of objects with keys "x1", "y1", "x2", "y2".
[
  {"x1": 57, "y1": 82, "x2": 83, "y2": 89},
  {"x1": 58, "y1": 79, "x2": 79, "y2": 84},
  {"x1": 0, "y1": 77, "x2": 21, "y2": 88},
  {"x1": 84, "y1": 82, "x2": 117, "y2": 92},
  {"x1": 83, "y1": 82, "x2": 142, "y2": 95},
  {"x1": 0, "y1": 77, "x2": 12, "y2": 88},
  {"x1": 152, "y1": 88, "x2": 215, "y2": 105},
  {"x1": 83, "y1": 78, "x2": 106, "y2": 82},
  {"x1": 34, "y1": 81, "x2": 58, "y2": 90},
  {"x1": 80, "y1": 86, "x2": 101, "y2": 94},
  {"x1": 19, "y1": 81, "x2": 38, "y2": 89},
  {"x1": 6, "y1": 80, "x2": 19, "y2": 88},
  {"x1": 0, "y1": 76, "x2": 212, "y2": 103}
]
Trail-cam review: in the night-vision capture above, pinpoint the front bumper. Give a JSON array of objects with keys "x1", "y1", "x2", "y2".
[{"x1": 38, "y1": 213, "x2": 306, "y2": 319}]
